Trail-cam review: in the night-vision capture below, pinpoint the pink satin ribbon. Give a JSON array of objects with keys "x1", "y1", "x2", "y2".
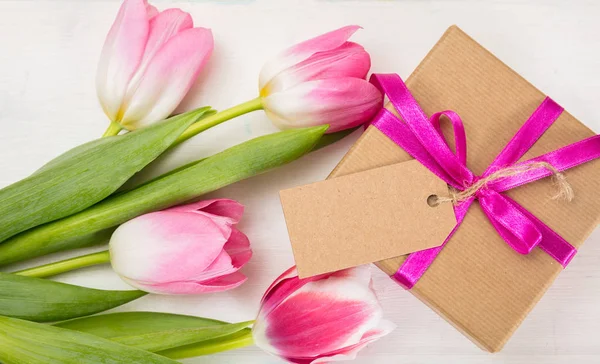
[{"x1": 369, "y1": 73, "x2": 600, "y2": 289}]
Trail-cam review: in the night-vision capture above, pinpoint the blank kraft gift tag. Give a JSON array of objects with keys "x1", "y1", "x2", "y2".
[{"x1": 280, "y1": 160, "x2": 457, "y2": 278}]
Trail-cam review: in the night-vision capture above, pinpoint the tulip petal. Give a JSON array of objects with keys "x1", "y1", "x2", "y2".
[
  {"x1": 259, "y1": 25, "x2": 361, "y2": 91},
  {"x1": 260, "y1": 267, "x2": 371, "y2": 314},
  {"x1": 261, "y1": 266, "x2": 298, "y2": 300},
  {"x1": 126, "y1": 8, "x2": 194, "y2": 91},
  {"x1": 264, "y1": 42, "x2": 370, "y2": 94},
  {"x1": 254, "y1": 266, "x2": 382, "y2": 358},
  {"x1": 109, "y1": 211, "x2": 229, "y2": 284},
  {"x1": 258, "y1": 268, "x2": 332, "y2": 319},
  {"x1": 96, "y1": 0, "x2": 150, "y2": 122},
  {"x1": 186, "y1": 229, "x2": 251, "y2": 283},
  {"x1": 168, "y1": 199, "x2": 244, "y2": 225},
  {"x1": 261, "y1": 266, "x2": 367, "y2": 309},
  {"x1": 199, "y1": 271, "x2": 248, "y2": 291},
  {"x1": 309, "y1": 320, "x2": 396, "y2": 363},
  {"x1": 263, "y1": 77, "x2": 382, "y2": 132},
  {"x1": 167, "y1": 199, "x2": 244, "y2": 237},
  {"x1": 194, "y1": 250, "x2": 234, "y2": 281},
  {"x1": 255, "y1": 293, "x2": 378, "y2": 358},
  {"x1": 224, "y1": 229, "x2": 252, "y2": 268},
  {"x1": 132, "y1": 272, "x2": 248, "y2": 294},
  {"x1": 146, "y1": 3, "x2": 159, "y2": 18},
  {"x1": 120, "y1": 27, "x2": 214, "y2": 129},
  {"x1": 199, "y1": 200, "x2": 245, "y2": 223}
]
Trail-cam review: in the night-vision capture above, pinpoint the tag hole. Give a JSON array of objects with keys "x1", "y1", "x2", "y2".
[{"x1": 427, "y1": 194, "x2": 440, "y2": 207}]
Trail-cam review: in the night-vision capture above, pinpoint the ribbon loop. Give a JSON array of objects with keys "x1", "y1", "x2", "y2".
[
  {"x1": 370, "y1": 74, "x2": 474, "y2": 189},
  {"x1": 368, "y1": 73, "x2": 600, "y2": 289},
  {"x1": 374, "y1": 108, "x2": 463, "y2": 189},
  {"x1": 429, "y1": 110, "x2": 468, "y2": 166}
]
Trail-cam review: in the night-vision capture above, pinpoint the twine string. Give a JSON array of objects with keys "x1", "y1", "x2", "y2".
[{"x1": 433, "y1": 161, "x2": 574, "y2": 206}]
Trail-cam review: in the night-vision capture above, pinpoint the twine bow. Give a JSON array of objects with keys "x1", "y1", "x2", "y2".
[{"x1": 433, "y1": 161, "x2": 574, "y2": 206}]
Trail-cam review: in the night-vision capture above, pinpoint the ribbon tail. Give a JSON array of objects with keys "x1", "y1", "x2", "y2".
[
  {"x1": 505, "y1": 196, "x2": 577, "y2": 266},
  {"x1": 394, "y1": 198, "x2": 473, "y2": 289},
  {"x1": 478, "y1": 191, "x2": 542, "y2": 254},
  {"x1": 393, "y1": 244, "x2": 445, "y2": 289}
]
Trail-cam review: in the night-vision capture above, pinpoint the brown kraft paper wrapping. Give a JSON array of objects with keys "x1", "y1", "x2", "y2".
[{"x1": 326, "y1": 26, "x2": 600, "y2": 352}]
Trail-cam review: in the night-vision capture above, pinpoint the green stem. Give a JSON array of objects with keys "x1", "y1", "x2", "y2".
[
  {"x1": 102, "y1": 121, "x2": 123, "y2": 137},
  {"x1": 158, "y1": 327, "x2": 255, "y2": 359},
  {"x1": 13, "y1": 250, "x2": 111, "y2": 278},
  {"x1": 173, "y1": 97, "x2": 263, "y2": 147}
]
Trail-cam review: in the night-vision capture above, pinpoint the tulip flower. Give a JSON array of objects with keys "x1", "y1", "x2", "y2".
[
  {"x1": 176, "y1": 25, "x2": 382, "y2": 144},
  {"x1": 14, "y1": 199, "x2": 252, "y2": 294},
  {"x1": 259, "y1": 25, "x2": 383, "y2": 133},
  {"x1": 109, "y1": 199, "x2": 252, "y2": 294},
  {"x1": 252, "y1": 265, "x2": 395, "y2": 363},
  {"x1": 97, "y1": 0, "x2": 214, "y2": 134}
]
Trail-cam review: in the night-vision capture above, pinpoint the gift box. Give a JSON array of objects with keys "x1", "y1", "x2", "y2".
[{"x1": 320, "y1": 26, "x2": 599, "y2": 352}]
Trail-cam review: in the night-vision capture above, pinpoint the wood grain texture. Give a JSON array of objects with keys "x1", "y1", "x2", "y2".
[{"x1": 0, "y1": 1, "x2": 599, "y2": 363}]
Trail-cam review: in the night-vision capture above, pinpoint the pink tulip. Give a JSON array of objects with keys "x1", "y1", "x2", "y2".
[
  {"x1": 109, "y1": 199, "x2": 251, "y2": 294},
  {"x1": 96, "y1": 0, "x2": 213, "y2": 130},
  {"x1": 252, "y1": 265, "x2": 395, "y2": 363},
  {"x1": 259, "y1": 26, "x2": 383, "y2": 133}
]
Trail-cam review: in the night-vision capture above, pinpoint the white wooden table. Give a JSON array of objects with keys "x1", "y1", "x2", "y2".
[{"x1": 1, "y1": 1, "x2": 599, "y2": 363}]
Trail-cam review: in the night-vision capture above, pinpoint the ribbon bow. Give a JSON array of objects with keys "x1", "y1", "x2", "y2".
[{"x1": 370, "y1": 74, "x2": 600, "y2": 289}]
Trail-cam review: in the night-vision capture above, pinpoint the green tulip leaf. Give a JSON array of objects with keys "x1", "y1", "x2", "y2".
[
  {"x1": 158, "y1": 329, "x2": 253, "y2": 359},
  {"x1": 55, "y1": 312, "x2": 252, "y2": 353},
  {"x1": 0, "y1": 315, "x2": 178, "y2": 364},
  {"x1": 56, "y1": 311, "x2": 232, "y2": 337},
  {"x1": 0, "y1": 125, "x2": 328, "y2": 265},
  {"x1": 0, "y1": 273, "x2": 145, "y2": 322},
  {"x1": 0, "y1": 107, "x2": 212, "y2": 242}
]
